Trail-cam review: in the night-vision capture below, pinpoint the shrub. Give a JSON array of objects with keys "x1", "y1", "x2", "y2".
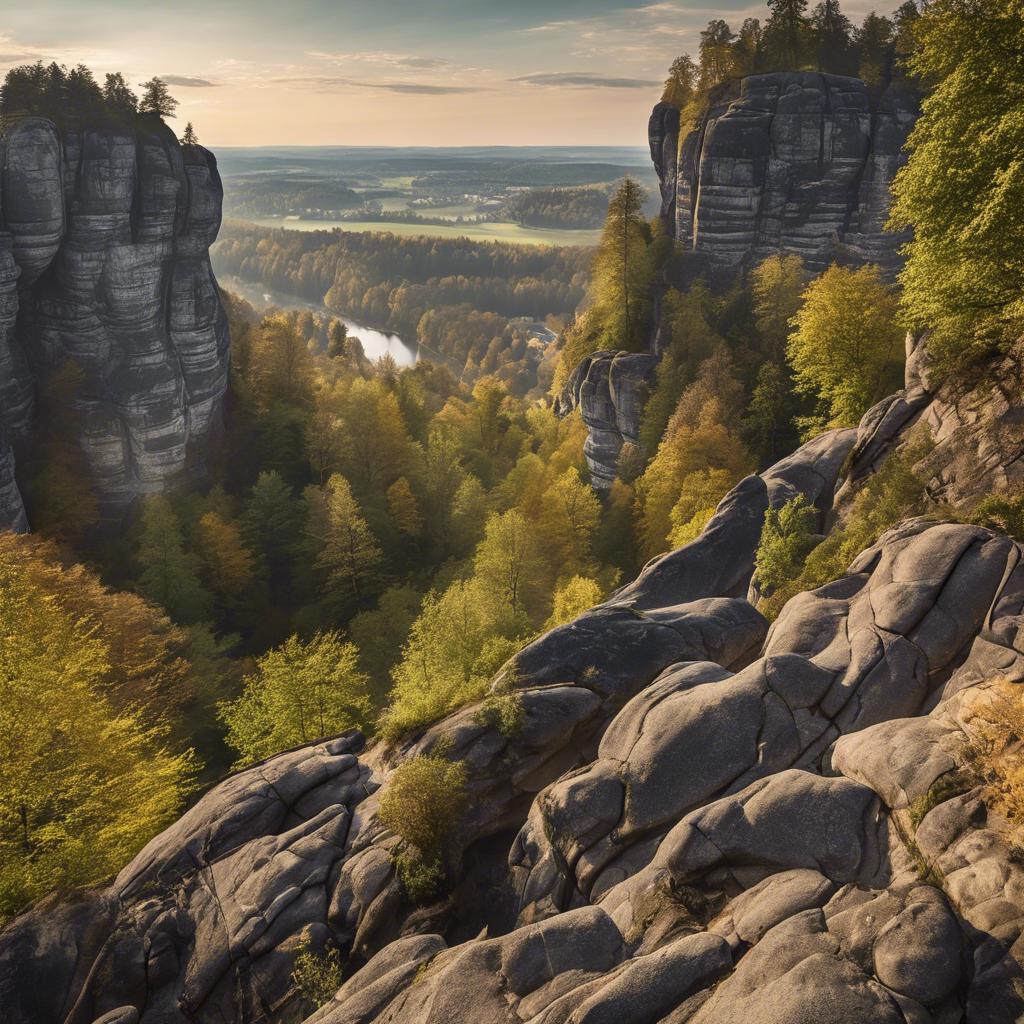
[
  {"x1": 754, "y1": 495, "x2": 821, "y2": 598},
  {"x1": 965, "y1": 677, "x2": 1024, "y2": 845},
  {"x1": 966, "y1": 493, "x2": 1024, "y2": 543},
  {"x1": 759, "y1": 434, "x2": 931, "y2": 619},
  {"x1": 291, "y1": 940, "x2": 343, "y2": 1008},
  {"x1": 378, "y1": 753, "x2": 469, "y2": 903}
]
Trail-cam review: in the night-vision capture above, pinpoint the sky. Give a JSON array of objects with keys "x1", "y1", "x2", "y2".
[{"x1": 1, "y1": 0, "x2": 904, "y2": 147}]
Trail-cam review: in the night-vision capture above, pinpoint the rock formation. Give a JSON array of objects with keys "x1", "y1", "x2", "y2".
[
  {"x1": 565, "y1": 72, "x2": 919, "y2": 490},
  {"x1": 554, "y1": 351, "x2": 658, "y2": 488},
  {"x1": 8, "y1": 330, "x2": 1024, "y2": 1023},
  {"x1": 0, "y1": 115, "x2": 229, "y2": 528},
  {"x1": 650, "y1": 72, "x2": 920, "y2": 279}
]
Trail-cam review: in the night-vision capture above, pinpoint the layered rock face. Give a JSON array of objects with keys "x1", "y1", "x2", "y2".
[
  {"x1": 10, "y1": 338, "x2": 1024, "y2": 1023},
  {"x1": 554, "y1": 350, "x2": 658, "y2": 488},
  {"x1": 0, "y1": 115, "x2": 229, "y2": 527},
  {"x1": 649, "y1": 72, "x2": 919, "y2": 279}
]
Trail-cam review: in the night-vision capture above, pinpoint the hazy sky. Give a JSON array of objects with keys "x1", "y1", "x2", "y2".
[{"x1": 2, "y1": 0, "x2": 904, "y2": 147}]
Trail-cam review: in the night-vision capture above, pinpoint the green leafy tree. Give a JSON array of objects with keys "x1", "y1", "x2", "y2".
[
  {"x1": 546, "y1": 575, "x2": 603, "y2": 629},
  {"x1": 0, "y1": 553, "x2": 194, "y2": 918},
  {"x1": 382, "y1": 579, "x2": 525, "y2": 739},
  {"x1": 751, "y1": 255, "x2": 807, "y2": 363},
  {"x1": 196, "y1": 511, "x2": 256, "y2": 606},
  {"x1": 754, "y1": 495, "x2": 821, "y2": 598},
  {"x1": 889, "y1": 0, "x2": 1024, "y2": 364},
  {"x1": 473, "y1": 509, "x2": 546, "y2": 619},
  {"x1": 137, "y1": 495, "x2": 212, "y2": 623},
  {"x1": 219, "y1": 633, "x2": 372, "y2": 766},
  {"x1": 787, "y1": 264, "x2": 904, "y2": 431},
  {"x1": 139, "y1": 76, "x2": 178, "y2": 118},
  {"x1": 698, "y1": 20, "x2": 737, "y2": 90}
]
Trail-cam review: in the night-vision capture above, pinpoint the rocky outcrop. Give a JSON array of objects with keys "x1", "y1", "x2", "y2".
[
  {"x1": 554, "y1": 350, "x2": 658, "y2": 488},
  {"x1": 0, "y1": 115, "x2": 229, "y2": 527},
  {"x1": 651, "y1": 72, "x2": 919, "y2": 280}
]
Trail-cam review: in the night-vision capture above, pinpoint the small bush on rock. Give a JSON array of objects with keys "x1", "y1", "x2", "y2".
[
  {"x1": 754, "y1": 495, "x2": 821, "y2": 598},
  {"x1": 760, "y1": 434, "x2": 931, "y2": 619},
  {"x1": 966, "y1": 493, "x2": 1024, "y2": 543},
  {"x1": 966, "y1": 677, "x2": 1024, "y2": 844},
  {"x1": 291, "y1": 940, "x2": 343, "y2": 1008},
  {"x1": 379, "y1": 753, "x2": 469, "y2": 903}
]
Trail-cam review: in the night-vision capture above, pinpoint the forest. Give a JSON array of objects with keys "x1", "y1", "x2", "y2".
[
  {"x1": 212, "y1": 222, "x2": 590, "y2": 393},
  {"x1": 2, "y1": 0, "x2": 1023, "y2": 948}
]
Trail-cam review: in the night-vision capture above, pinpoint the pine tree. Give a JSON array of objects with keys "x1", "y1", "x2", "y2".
[
  {"x1": 312, "y1": 474, "x2": 383, "y2": 601},
  {"x1": 698, "y1": 20, "x2": 737, "y2": 90},
  {"x1": 102, "y1": 72, "x2": 137, "y2": 116},
  {"x1": 856, "y1": 12, "x2": 895, "y2": 89},
  {"x1": 591, "y1": 177, "x2": 652, "y2": 351},
  {"x1": 136, "y1": 495, "x2": 212, "y2": 623},
  {"x1": 327, "y1": 320, "x2": 349, "y2": 358},
  {"x1": 810, "y1": 0, "x2": 854, "y2": 73},
  {"x1": 196, "y1": 512, "x2": 255, "y2": 605},
  {"x1": 386, "y1": 477, "x2": 423, "y2": 536},
  {"x1": 763, "y1": 0, "x2": 810, "y2": 69},
  {"x1": 241, "y1": 471, "x2": 303, "y2": 598},
  {"x1": 180, "y1": 121, "x2": 198, "y2": 145},
  {"x1": 661, "y1": 54, "x2": 697, "y2": 108},
  {"x1": 139, "y1": 77, "x2": 178, "y2": 118}
]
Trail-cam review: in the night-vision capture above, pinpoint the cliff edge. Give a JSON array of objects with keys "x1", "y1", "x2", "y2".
[
  {"x1": 650, "y1": 71, "x2": 919, "y2": 280},
  {"x1": 0, "y1": 114, "x2": 229, "y2": 528}
]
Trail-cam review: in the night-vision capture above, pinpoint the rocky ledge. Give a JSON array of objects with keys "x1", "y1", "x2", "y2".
[
  {"x1": 649, "y1": 72, "x2": 920, "y2": 280},
  {"x1": 0, "y1": 115, "x2": 229, "y2": 527},
  {"x1": 5, "y1": 338, "x2": 1024, "y2": 1023}
]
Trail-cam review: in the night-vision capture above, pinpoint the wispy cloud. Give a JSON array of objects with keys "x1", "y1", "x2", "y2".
[
  {"x1": 272, "y1": 75, "x2": 486, "y2": 95},
  {"x1": 511, "y1": 71, "x2": 660, "y2": 88},
  {"x1": 308, "y1": 50, "x2": 452, "y2": 71},
  {"x1": 162, "y1": 74, "x2": 218, "y2": 88}
]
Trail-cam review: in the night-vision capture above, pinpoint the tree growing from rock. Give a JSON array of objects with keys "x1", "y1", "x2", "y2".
[
  {"x1": 139, "y1": 77, "x2": 178, "y2": 118},
  {"x1": 180, "y1": 121, "x2": 198, "y2": 145},
  {"x1": 591, "y1": 177, "x2": 653, "y2": 352}
]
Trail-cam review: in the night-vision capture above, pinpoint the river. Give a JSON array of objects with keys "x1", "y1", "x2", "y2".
[{"x1": 217, "y1": 274, "x2": 417, "y2": 367}]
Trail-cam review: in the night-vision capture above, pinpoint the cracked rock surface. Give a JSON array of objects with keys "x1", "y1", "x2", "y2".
[{"x1": 0, "y1": 115, "x2": 229, "y2": 526}]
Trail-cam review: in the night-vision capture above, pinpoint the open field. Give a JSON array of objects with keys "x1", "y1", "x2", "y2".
[{"x1": 247, "y1": 216, "x2": 602, "y2": 248}]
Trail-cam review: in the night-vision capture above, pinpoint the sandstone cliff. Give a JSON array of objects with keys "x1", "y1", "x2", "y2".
[
  {"x1": 6, "y1": 337, "x2": 1024, "y2": 1024},
  {"x1": 650, "y1": 72, "x2": 919, "y2": 279},
  {"x1": 0, "y1": 115, "x2": 229, "y2": 528},
  {"x1": 563, "y1": 72, "x2": 919, "y2": 490}
]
